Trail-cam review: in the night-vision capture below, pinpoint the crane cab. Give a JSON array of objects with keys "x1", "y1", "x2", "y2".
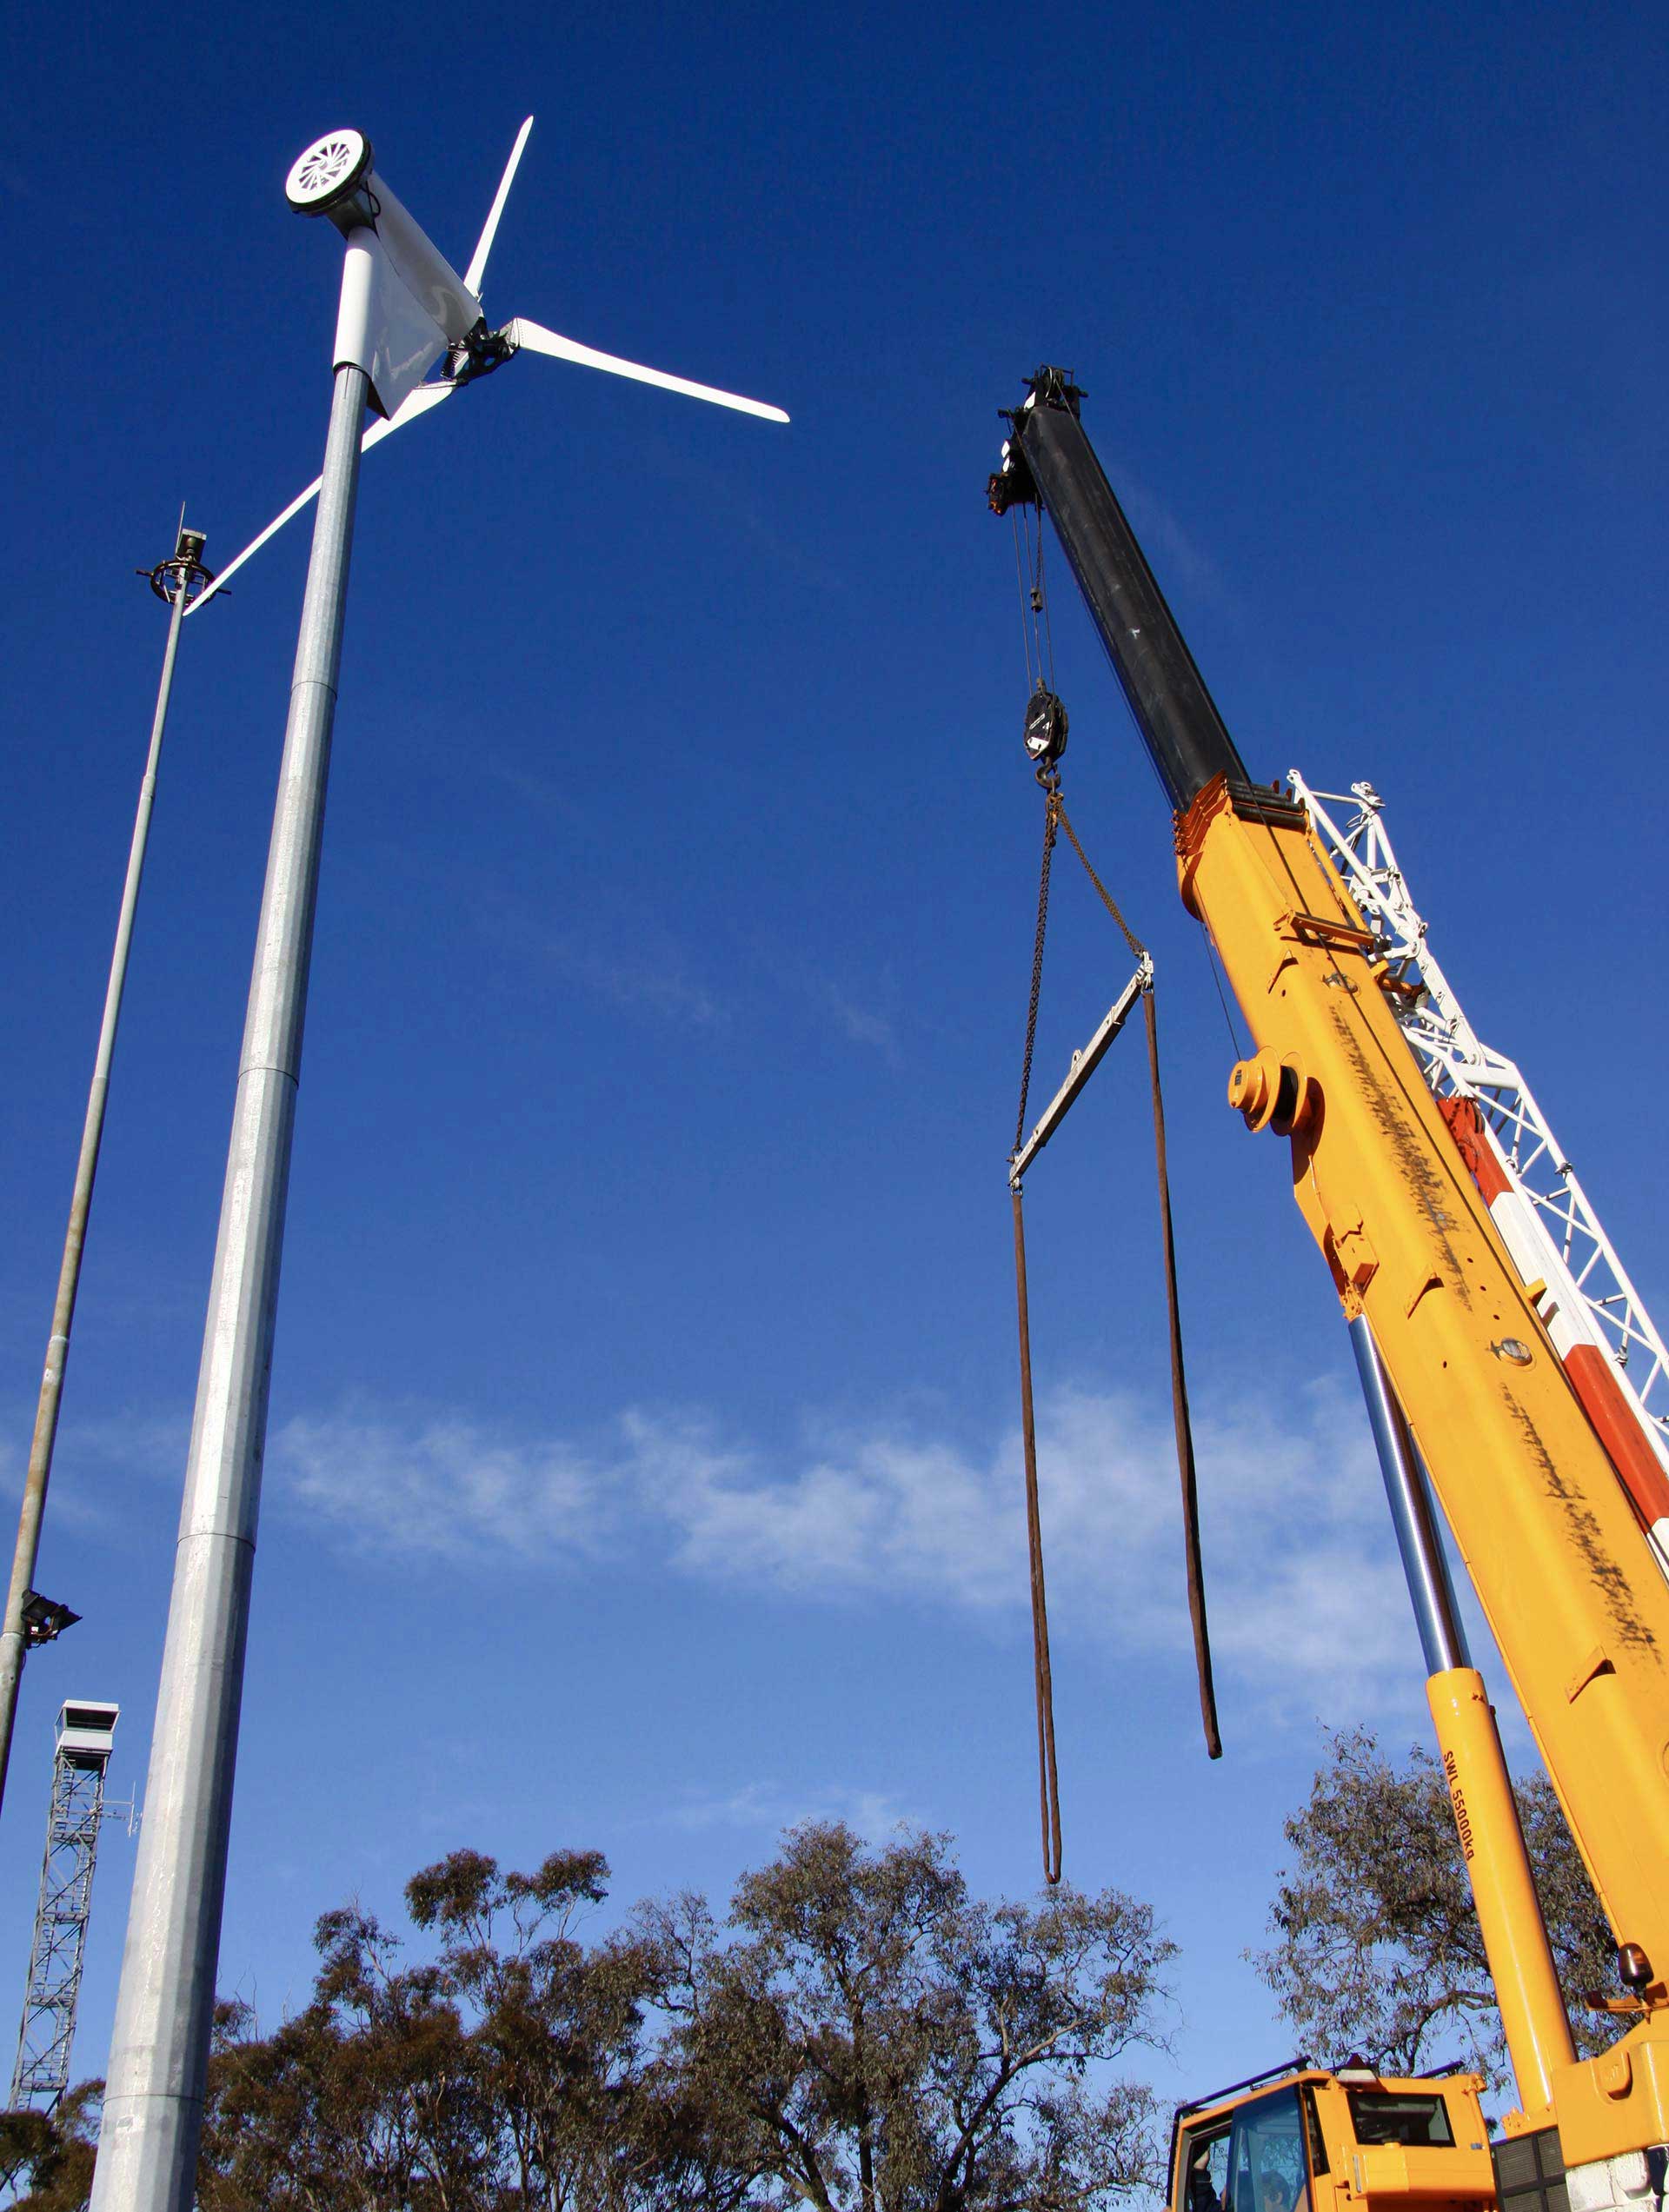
[{"x1": 1170, "y1": 2063, "x2": 1498, "y2": 2212}]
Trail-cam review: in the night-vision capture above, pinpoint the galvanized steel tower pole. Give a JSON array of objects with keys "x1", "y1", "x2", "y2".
[
  {"x1": 0, "y1": 535, "x2": 209, "y2": 1819},
  {"x1": 90, "y1": 360, "x2": 369, "y2": 2212}
]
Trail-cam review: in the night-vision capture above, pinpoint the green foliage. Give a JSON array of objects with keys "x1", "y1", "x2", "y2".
[
  {"x1": 638, "y1": 1820, "x2": 1176, "y2": 2212},
  {"x1": 9, "y1": 1828, "x2": 1169, "y2": 2209},
  {"x1": 1251, "y1": 1727, "x2": 1614, "y2": 2090},
  {"x1": 198, "y1": 1849, "x2": 653, "y2": 2211},
  {"x1": 183, "y1": 1823, "x2": 1172, "y2": 2212},
  {"x1": 0, "y1": 2083, "x2": 99, "y2": 2210}
]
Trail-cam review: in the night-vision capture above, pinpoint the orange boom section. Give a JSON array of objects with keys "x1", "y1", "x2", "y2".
[
  {"x1": 1176, "y1": 772, "x2": 1669, "y2": 2168},
  {"x1": 1438, "y1": 1096, "x2": 1669, "y2": 1552}
]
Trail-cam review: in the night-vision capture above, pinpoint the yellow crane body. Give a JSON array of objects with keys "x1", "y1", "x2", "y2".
[
  {"x1": 1172, "y1": 2065, "x2": 1496, "y2": 2212},
  {"x1": 1176, "y1": 774, "x2": 1669, "y2": 2166}
]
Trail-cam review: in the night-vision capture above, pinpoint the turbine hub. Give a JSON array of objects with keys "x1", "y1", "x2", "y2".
[{"x1": 446, "y1": 318, "x2": 516, "y2": 387}]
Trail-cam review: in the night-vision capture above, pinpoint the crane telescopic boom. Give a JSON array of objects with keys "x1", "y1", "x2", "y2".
[
  {"x1": 994, "y1": 368, "x2": 1249, "y2": 812},
  {"x1": 991, "y1": 365, "x2": 1669, "y2": 2212}
]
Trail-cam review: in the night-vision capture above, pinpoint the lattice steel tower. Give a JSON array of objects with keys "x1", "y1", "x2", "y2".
[{"x1": 10, "y1": 1700, "x2": 119, "y2": 2109}]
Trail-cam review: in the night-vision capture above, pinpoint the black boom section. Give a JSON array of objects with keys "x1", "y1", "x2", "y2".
[{"x1": 1003, "y1": 369, "x2": 1251, "y2": 814}]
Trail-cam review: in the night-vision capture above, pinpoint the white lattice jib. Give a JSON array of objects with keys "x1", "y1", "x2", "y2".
[{"x1": 1287, "y1": 774, "x2": 1668, "y2": 1442}]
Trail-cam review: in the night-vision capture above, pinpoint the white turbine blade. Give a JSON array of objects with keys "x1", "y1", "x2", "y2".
[
  {"x1": 464, "y1": 116, "x2": 534, "y2": 297},
  {"x1": 186, "y1": 382, "x2": 457, "y2": 614},
  {"x1": 506, "y1": 318, "x2": 788, "y2": 423}
]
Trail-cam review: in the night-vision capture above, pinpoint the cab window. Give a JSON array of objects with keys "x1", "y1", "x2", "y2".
[
  {"x1": 1302, "y1": 2086, "x2": 1329, "y2": 2175},
  {"x1": 1181, "y1": 2126, "x2": 1231, "y2": 2212},
  {"x1": 1346, "y1": 2090, "x2": 1454, "y2": 2148},
  {"x1": 1225, "y1": 2087, "x2": 1312, "y2": 2212}
]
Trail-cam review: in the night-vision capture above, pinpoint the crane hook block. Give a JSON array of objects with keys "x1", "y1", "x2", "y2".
[{"x1": 1024, "y1": 688, "x2": 1069, "y2": 767}]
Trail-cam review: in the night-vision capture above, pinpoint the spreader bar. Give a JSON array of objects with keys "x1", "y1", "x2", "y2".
[{"x1": 1009, "y1": 955, "x2": 1153, "y2": 1188}]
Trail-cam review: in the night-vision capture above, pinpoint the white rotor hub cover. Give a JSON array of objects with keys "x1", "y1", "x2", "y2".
[{"x1": 285, "y1": 130, "x2": 373, "y2": 214}]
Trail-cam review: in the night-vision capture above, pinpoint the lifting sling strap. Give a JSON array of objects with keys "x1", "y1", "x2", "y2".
[{"x1": 1008, "y1": 770, "x2": 1221, "y2": 1884}]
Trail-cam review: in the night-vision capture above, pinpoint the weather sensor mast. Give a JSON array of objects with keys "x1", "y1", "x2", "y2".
[{"x1": 0, "y1": 524, "x2": 213, "y2": 1825}]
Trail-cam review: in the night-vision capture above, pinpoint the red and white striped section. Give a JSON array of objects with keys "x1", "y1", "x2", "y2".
[{"x1": 1440, "y1": 1097, "x2": 1669, "y2": 1577}]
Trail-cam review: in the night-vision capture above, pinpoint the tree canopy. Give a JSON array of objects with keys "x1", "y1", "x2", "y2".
[
  {"x1": 6, "y1": 1823, "x2": 1174, "y2": 2212},
  {"x1": 638, "y1": 1819, "x2": 1174, "y2": 2212},
  {"x1": 0, "y1": 2083, "x2": 99, "y2": 2211},
  {"x1": 1251, "y1": 1726, "x2": 1614, "y2": 2090}
]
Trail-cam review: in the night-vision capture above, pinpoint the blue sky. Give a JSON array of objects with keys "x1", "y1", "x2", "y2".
[{"x1": 3, "y1": 0, "x2": 1667, "y2": 2142}]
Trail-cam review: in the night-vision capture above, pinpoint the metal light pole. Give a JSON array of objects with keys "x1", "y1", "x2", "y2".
[
  {"x1": 0, "y1": 528, "x2": 212, "y2": 1819},
  {"x1": 90, "y1": 350, "x2": 368, "y2": 2212}
]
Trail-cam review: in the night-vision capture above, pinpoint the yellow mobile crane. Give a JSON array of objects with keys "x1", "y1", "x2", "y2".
[{"x1": 989, "y1": 369, "x2": 1669, "y2": 2212}]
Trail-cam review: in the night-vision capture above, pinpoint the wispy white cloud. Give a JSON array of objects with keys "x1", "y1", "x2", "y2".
[
  {"x1": 476, "y1": 890, "x2": 894, "y2": 1058},
  {"x1": 3, "y1": 1408, "x2": 186, "y2": 1533},
  {"x1": 537, "y1": 931, "x2": 726, "y2": 1028},
  {"x1": 824, "y1": 989, "x2": 895, "y2": 1055},
  {"x1": 631, "y1": 1407, "x2": 1013, "y2": 1604},
  {"x1": 664, "y1": 1780, "x2": 917, "y2": 1843},
  {"x1": 62, "y1": 1411, "x2": 186, "y2": 1480},
  {"x1": 478, "y1": 753, "x2": 592, "y2": 829},
  {"x1": 276, "y1": 1408, "x2": 612, "y2": 1564},
  {"x1": 265, "y1": 1379, "x2": 1409, "y2": 1717},
  {"x1": 755, "y1": 948, "x2": 901, "y2": 1061},
  {"x1": 631, "y1": 1385, "x2": 1409, "y2": 1713},
  {"x1": 1108, "y1": 466, "x2": 1241, "y2": 621}
]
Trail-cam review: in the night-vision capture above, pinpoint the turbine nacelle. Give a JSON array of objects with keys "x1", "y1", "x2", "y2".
[{"x1": 285, "y1": 128, "x2": 483, "y2": 419}]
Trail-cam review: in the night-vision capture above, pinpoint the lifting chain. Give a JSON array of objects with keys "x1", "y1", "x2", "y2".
[{"x1": 1013, "y1": 774, "x2": 1062, "y2": 1161}]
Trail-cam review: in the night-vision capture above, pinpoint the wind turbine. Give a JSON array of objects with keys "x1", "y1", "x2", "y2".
[
  {"x1": 186, "y1": 119, "x2": 786, "y2": 616},
  {"x1": 91, "y1": 123, "x2": 786, "y2": 2212}
]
